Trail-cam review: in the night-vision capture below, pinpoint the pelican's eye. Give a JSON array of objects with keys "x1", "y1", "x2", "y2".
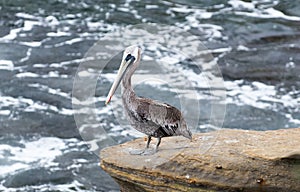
[{"x1": 125, "y1": 54, "x2": 135, "y2": 62}]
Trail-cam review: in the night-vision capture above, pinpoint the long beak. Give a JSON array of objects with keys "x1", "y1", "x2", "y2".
[{"x1": 105, "y1": 60, "x2": 130, "y2": 105}]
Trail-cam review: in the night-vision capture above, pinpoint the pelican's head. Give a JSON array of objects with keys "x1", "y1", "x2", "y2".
[{"x1": 105, "y1": 45, "x2": 141, "y2": 104}]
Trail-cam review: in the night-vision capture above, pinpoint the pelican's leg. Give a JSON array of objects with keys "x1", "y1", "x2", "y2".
[
  {"x1": 146, "y1": 136, "x2": 151, "y2": 148},
  {"x1": 155, "y1": 137, "x2": 161, "y2": 152},
  {"x1": 129, "y1": 136, "x2": 152, "y2": 155}
]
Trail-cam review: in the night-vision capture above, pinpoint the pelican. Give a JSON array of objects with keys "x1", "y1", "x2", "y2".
[{"x1": 105, "y1": 45, "x2": 192, "y2": 155}]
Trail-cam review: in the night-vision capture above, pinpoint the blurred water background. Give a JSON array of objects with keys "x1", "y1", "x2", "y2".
[{"x1": 0, "y1": 0, "x2": 299, "y2": 191}]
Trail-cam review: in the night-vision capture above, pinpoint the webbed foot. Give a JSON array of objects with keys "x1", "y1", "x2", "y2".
[
  {"x1": 129, "y1": 148, "x2": 157, "y2": 155},
  {"x1": 129, "y1": 149, "x2": 146, "y2": 155}
]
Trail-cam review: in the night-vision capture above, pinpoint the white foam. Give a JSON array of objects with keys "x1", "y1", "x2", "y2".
[
  {"x1": 64, "y1": 38, "x2": 83, "y2": 45},
  {"x1": 225, "y1": 80, "x2": 300, "y2": 119},
  {"x1": 47, "y1": 31, "x2": 72, "y2": 37},
  {"x1": 264, "y1": 7, "x2": 300, "y2": 21},
  {"x1": 45, "y1": 37, "x2": 84, "y2": 48},
  {"x1": 0, "y1": 137, "x2": 68, "y2": 176},
  {"x1": 0, "y1": 60, "x2": 14, "y2": 70},
  {"x1": 33, "y1": 64, "x2": 48, "y2": 68},
  {"x1": 39, "y1": 71, "x2": 68, "y2": 78},
  {"x1": 145, "y1": 5, "x2": 159, "y2": 9},
  {"x1": 87, "y1": 21, "x2": 105, "y2": 30},
  {"x1": 46, "y1": 180, "x2": 90, "y2": 192},
  {"x1": 0, "y1": 96, "x2": 33, "y2": 107},
  {"x1": 228, "y1": 0, "x2": 300, "y2": 21},
  {"x1": 59, "y1": 108, "x2": 74, "y2": 115},
  {"x1": 72, "y1": 96, "x2": 105, "y2": 106},
  {"x1": 23, "y1": 20, "x2": 40, "y2": 31},
  {"x1": 16, "y1": 138, "x2": 64, "y2": 163},
  {"x1": 77, "y1": 70, "x2": 94, "y2": 77},
  {"x1": 200, "y1": 24, "x2": 224, "y2": 39},
  {"x1": 16, "y1": 72, "x2": 40, "y2": 78},
  {"x1": 173, "y1": 6, "x2": 213, "y2": 19},
  {"x1": 120, "y1": 127, "x2": 144, "y2": 138},
  {"x1": 15, "y1": 12, "x2": 37, "y2": 20},
  {"x1": 0, "y1": 28, "x2": 22, "y2": 41},
  {"x1": 169, "y1": 7, "x2": 225, "y2": 40},
  {"x1": 20, "y1": 41, "x2": 42, "y2": 47},
  {"x1": 45, "y1": 15, "x2": 60, "y2": 26},
  {"x1": 28, "y1": 83, "x2": 70, "y2": 99},
  {"x1": 23, "y1": 101, "x2": 73, "y2": 115},
  {"x1": 229, "y1": 0, "x2": 255, "y2": 10},
  {"x1": 170, "y1": 6, "x2": 192, "y2": 14},
  {"x1": 142, "y1": 55, "x2": 153, "y2": 61},
  {"x1": 101, "y1": 73, "x2": 118, "y2": 82},
  {"x1": 0, "y1": 14, "x2": 62, "y2": 42},
  {"x1": 140, "y1": 79, "x2": 167, "y2": 86},
  {"x1": 19, "y1": 48, "x2": 32, "y2": 63},
  {"x1": 159, "y1": 56, "x2": 180, "y2": 65},
  {"x1": 47, "y1": 71, "x2": 60, "y2": 77},
  {"x1": 0, "y1": 138, "x2": 89, "y2": 192},
  {"x1": 0, "y1": 95, "x2": 73, "y2": 115},
  {"x1": 237, "y1": 45, "x2": 250, "y2": 51},
  {"x1": 49, "y1": 57, "x2": 95, "y2": 68},
  {"x1": 0, "y1": 110, "x2": 10, "y2": 115},
  {"x1": 286, "y1": 114, "x2": 300, "y2": 124},
  {"x1": 285, "y1": 61, "x2": 295, "y2": 69},
  {"x1": 0, "y1": 163, "x2": 29, "y2": 176},
  {"x1": 64, "y1": 14, "x2": 76, "y2": 19}
]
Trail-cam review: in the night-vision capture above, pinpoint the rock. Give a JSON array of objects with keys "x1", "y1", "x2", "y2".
[{"x1": 100, "y1": 128, "x2": 300, "y2": 192}]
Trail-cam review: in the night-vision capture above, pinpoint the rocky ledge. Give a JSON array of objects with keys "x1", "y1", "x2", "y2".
[{"x1": 100, "y1": 128, "x2": 300, "y2": 192}]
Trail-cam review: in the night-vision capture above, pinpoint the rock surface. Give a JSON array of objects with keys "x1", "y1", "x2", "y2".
[{"x1": 100, "y1": 128, "x2": 300, "y2": 192}]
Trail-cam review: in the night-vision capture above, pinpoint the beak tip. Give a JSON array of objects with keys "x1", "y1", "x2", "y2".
[{"x1": 105, "y1": 96, "x2": 112, "y2": 105}]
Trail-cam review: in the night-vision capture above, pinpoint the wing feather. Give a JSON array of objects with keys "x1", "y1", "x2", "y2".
[{"x1": 135, "y1": 97, "x2": 183, "y2": 137}]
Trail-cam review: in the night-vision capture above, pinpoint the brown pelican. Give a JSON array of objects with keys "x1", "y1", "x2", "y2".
[{"x1": 105, "y1": 45, "x2": 192, "y2": 155}]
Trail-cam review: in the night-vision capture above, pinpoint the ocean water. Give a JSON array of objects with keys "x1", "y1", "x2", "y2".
[{"x1": 0, "y1": 0, "x2": 299, "y2": 191}]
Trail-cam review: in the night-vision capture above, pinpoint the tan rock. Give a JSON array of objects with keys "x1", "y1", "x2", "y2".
[{"x1": 100, "y1": 128, "x2": 300, "y2": 191}]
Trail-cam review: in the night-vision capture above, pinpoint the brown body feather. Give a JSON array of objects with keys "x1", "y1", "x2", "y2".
[{"x1": 122, "y1": 90, "x2": 192, "y2": 140}]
